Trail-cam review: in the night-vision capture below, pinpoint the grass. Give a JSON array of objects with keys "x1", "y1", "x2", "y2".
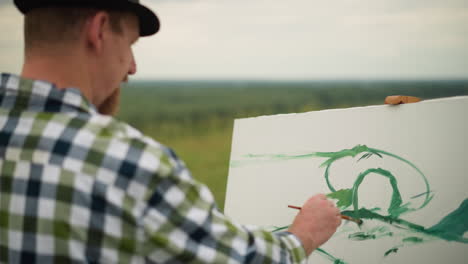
[
  {"x1": 157, "y1": 128, "x2": 234, "y2": 209},
  {"x1": 117, "y1": 80, "x2": 468, "y2": 211}
]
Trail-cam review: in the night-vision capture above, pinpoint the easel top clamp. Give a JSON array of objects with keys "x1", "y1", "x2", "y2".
[{"x1": 384, "y1": 95, "x2": 421, "y2": 105}]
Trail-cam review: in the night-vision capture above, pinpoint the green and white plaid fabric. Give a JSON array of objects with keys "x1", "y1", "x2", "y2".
[{"x1": 0, "y1": 73, "x2": 307, "y2": 263}]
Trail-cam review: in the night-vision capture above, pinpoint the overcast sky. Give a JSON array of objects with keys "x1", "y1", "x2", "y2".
[{"x1": 1, "y1": 0, "x2": 467, "y2": 80}]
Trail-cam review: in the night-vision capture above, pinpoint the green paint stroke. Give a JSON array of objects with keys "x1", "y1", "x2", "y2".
[
  {"x1": 236, "y1": 145, "x2": 433, "y2": 217},
  {"x1": 402, "y1": 237, "x2": 424, "y2": 244},
  {"x1": 230, "y1": 153, "x2": 316, "y2": 168},
  {"x1": 384, "y1": 247, "x2": 399, "y2": 257},
  {"x1": 351, "y1": 168, "x2": 409, "y2": 218},
  {"x1": 316, "y1": 248, "x2": 347, "y2": 264},
  {"x1": 271, "y1": 225, "x2": 289, "y2": 232},
  {"x1": 316, "y1": 145, "x2": 433, "y2": 215},
  {"x1": 410, "y1": 191, "x2": 434, "y2": 200},
  {"x1": 348, "y1": 226, "x2": 393, "y2": 241},
  {"x1": 343, "y1": 208, "x2": 426, "y2": 233}
]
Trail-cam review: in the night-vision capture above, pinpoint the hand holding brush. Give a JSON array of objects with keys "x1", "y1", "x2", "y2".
[{"x1": 287, "y1": 194, "x2": 343, "y2": 255}]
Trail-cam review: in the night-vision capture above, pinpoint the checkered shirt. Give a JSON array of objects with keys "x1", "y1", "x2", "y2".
[{"x1": 0, "y1": 73, "x2": 307, "y2": 263}]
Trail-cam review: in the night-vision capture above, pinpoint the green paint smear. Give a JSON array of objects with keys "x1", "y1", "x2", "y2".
[
  {"x1": 402, "y1": 237, "x2": 424, "y2": 243},
  {"x1": 238, "y1": 145, "x2": 468, "y2": 263},
  {"x1": 427, "y1": 198, "x2": 468, "y2": 243},
  {"x1": 327, "y1": 189, "x2": 353, "y2": 209},
  {"x1": 342, "y1": 203, "x2": 468, "y2": 244}
]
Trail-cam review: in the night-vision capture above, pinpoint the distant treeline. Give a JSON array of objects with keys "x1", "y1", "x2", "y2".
[
  {"x1": 118, "y1": 80, "x2": 468, "y2": 208},
  {"x1": 118, "y1": 80, "x2": 468, "y2": 137}
]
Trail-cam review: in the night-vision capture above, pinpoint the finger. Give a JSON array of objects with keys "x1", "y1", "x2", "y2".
[
  {"x1": 334, "y1": 207, "x2": 340, "y2": 215},
  {"x1": 316, "y1": 194, "x2": 327, "y2": 200},
  {"x1": 336, "y1": 217, "x2": 342, "y2": 227}
]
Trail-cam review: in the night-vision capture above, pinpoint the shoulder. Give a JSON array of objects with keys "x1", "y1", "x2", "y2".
[{"x1": 67, "y1": 112, "x2": 191, "y2": 200}]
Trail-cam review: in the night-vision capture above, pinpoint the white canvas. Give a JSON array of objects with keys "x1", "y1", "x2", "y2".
[{"x1": 225, "y1": 96, "x2": 468, "y2": 263}]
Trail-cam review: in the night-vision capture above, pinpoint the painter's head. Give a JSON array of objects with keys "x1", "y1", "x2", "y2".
[{"x1": 15, "y1": 0, "x2": 159, "y2": 115}]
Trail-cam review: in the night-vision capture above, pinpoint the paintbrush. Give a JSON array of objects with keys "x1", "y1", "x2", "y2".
[{"x1": 287, "y1": 205, "x2": 363, "y2": 226}]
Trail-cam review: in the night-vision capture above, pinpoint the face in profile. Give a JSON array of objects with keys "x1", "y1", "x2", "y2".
[{"x1": 97, "y1": 13, "x2": 139, "y2": 116}]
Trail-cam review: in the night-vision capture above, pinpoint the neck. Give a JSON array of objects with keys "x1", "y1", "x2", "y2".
[{"x1": 21, "y1": 49, "x2": 94, "y2": 103}]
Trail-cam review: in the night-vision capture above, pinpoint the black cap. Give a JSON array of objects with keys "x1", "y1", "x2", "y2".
[{"x1": 14, "y1": 0, "x2": 160, "y2": 36}]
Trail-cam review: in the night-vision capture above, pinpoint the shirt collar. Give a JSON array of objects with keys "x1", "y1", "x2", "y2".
[{"x1": 0, "y1": 73, "x2": 97, "y2": 115}]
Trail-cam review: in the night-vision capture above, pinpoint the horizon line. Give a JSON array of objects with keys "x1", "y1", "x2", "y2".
[{"x1": 129, "y1": 78, "x2": 468, "y2": 83}]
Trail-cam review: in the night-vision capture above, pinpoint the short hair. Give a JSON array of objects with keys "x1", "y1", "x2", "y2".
[{"x1": 24, "y1": 7, "x2": 126, "y2": 51}]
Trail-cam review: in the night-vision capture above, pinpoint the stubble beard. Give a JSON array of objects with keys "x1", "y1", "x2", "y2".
[
  {"x1": 98, "y1": 75, "x2": 129, "y2": 116},
  {"x1": 98, "y1": 87, "x2": 120, "y2": 116}
]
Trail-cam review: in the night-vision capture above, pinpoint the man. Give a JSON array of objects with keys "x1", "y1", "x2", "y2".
[{"x1": 0, "y1": 0, "x2": 341, "y2": 263}]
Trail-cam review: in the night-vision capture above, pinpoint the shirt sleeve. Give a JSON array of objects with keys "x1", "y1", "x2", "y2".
[{"x1": 139, "y1": 155, "x2": 308, "y2": 263}]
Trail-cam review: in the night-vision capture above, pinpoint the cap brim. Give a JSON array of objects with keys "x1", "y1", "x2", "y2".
[
  {"x1": 129, "y1": 3, "x2": 159, "y2": 36},
  {"x1": 14, "y1": 0, "x2": 160, "y2": 37}
]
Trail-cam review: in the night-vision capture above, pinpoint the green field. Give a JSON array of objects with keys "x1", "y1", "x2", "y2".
[{"x1": 117, "y1": 80, "x2": 468, "y2": 211}]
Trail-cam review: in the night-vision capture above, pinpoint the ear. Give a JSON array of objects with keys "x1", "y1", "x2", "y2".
[{"x1": 85, "y1": 12, "x2": 110, "y2": 54}]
